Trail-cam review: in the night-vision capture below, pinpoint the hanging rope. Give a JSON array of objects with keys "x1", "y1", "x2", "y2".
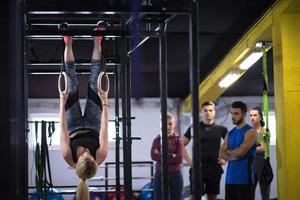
[
  {"x1": 48, "y1": 121, "x2": 55, "y2": 145},
  {"x1": 260, "y1": 45, "x2": 274, "y2": 185},
  {"x1": 34, "y1": 121, "x2": 42, "y2": 199},
  {"x1": 33, "y1": 121, "x2": 56, "y2": 198},
  {"x1": 43, "y1": 121, "x2": 53, "y2": 188},
  {"x1": 40, "y1": 121, "x2": 48, "y2": 196}
]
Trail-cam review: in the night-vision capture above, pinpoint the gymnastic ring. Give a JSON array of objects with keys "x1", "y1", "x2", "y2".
[
  {"x1": 58, "y1": 72, "x2": 68, "y2": 95},
  {"x1": 98, "y1": 72, "x2": 110, "y2": 93}
]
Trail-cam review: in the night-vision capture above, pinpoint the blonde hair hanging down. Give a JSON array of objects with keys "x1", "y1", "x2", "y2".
[{"x1": 75, "y1": 156, "x2": 98, "y2": 200}]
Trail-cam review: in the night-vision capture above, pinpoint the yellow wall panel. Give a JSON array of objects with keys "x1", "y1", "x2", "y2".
[{"x1": 273, "y1": 13, "x2": 300, "y2": 200}]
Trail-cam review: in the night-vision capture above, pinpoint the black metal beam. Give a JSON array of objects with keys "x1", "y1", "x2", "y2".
[
  {"x1": 25, "y1": 29, "x2": 163, "y2": 37},
  {"x1": 24, "y1": 3, "x2": 189, "y2": 15},
  {"x1": 159, "y1": 24, "x2": 168, "y2": 200},
  {"x1": 113, "y1": 29, "x2": 121, "y2": 200},
  {"x1": 0, "y1": 1, "x2": 11, "y2": 199},
  {"x1": 26, "y1": 16, "x2": 172, "y2": 26},
  {"x1": 27, "y1": 61, "x2": 119, "y2": 73},
  {"x1": 114, "y1": 66, "x2": 121, "y2": 200},
  {"x1": 121, "y1": 15, "x2": 133, "y2": 200},
  {"x1": 0, "y1": 0, "x2": 27, "y2": 199},
  {"x1": 124, "y1": 29, "x2": 133, "y2": 200},
  {"x1": 121, "y1": 35, "x2": 128, "y2": 200},
  {"x1": 189, "y1": 0, "x2": 201, "y2": 199}
]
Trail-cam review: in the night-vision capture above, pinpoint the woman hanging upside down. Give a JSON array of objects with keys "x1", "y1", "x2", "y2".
[{"x1": 59, "y1": 21, "x2": 109, "y2": 200}]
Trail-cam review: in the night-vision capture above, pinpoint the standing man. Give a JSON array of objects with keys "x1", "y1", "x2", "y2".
[
  {"x1": 219, "y1": 101, "x2": 257, "y2": 200},
  {"x1": 182, "y1": 101, "x2": 228, "y2": 200}
]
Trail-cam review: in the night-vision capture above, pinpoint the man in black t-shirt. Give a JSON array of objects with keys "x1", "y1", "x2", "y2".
[{"x1": 182, "y1": 101, "x2": 228, "y2": 200}]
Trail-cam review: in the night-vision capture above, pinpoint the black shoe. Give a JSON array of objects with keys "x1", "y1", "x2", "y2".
[{"x1": 58, "y1": 22, "x2": 69, "y2": 31}]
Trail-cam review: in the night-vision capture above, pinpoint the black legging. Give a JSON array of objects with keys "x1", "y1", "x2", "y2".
[{"x1": 153, "y1": 170, "x2": 183, "y2": 200}]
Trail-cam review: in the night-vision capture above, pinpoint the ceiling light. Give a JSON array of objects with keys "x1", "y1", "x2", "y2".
[
  {"x1": 74, "y1": 11, "x2": 92, "y2": 14},
  {"x1": 218, "y1": 71, "x2": 241, "y2": 88},
  {"x1": 29, "y1": 11, "x2": 65, "y2": 14},
  {"x1": 239, "y1": 51, "x2": 263, "y2": 70}
]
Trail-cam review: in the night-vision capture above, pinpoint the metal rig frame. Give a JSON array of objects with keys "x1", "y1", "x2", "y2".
[{"x1": 20, "y1": 0, "x2": 202, "y2": 199}]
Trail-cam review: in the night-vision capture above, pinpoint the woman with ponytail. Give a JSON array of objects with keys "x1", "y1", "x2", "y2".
[
  {"x1": 75, "y1": 155, "x2": 98, "y2": 200},
  {"x1": 59, "y1": 21, "x2": 109, "y2": 200},
  {"x1": 250, "y1": 106, "x2": 270, "y2": 200}
]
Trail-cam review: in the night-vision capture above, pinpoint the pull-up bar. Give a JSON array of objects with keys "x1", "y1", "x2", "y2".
[{"x1": 26, "y1": 30, "x2": 163, "y2": 38}]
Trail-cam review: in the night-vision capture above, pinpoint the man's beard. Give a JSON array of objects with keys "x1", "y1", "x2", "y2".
[{"x1": 232, "y1": 117, "x2": 243, "y2": 125}]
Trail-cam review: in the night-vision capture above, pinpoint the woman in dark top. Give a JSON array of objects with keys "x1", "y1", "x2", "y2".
[
  {"x1": 151, "y1": 113, "x2": 184, "y2": 200},
  {"x1": 59, "y1": 22, "x2": 109, "y2": 200},
  {"x1": 250, "y1": 106, "x2": 271, "y2": 200}
]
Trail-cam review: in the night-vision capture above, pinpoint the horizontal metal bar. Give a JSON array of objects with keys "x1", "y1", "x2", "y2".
[
  {"x1": 27, "y1": 63, "x2": 90, "y2": 66},
  {"x1": 27, "y1": 62, "x2": 121, "y2": 66},
  {"x1": 28, "y1": 72, "x2": 116, "y2": 75},
  {"x1": 25, "y1": 29, "x2": 161, "y2": 37},
  {"x1": 26, "y1": 30, "x2": 125, "y2": 37},
  {"x1": 26, "y1": 7, "x2": 189, "y2": 15},
  {"x1": 91, "y1": 176, "x2": 153, "y2": 181},
  {"x1": 27, "y1": 189, "x2": 118, "y2": 195},
  {"x1": 28, "y1": 184, "x2": 114, "y2": 189},
  {"x1": 27, "y1": 67, "x2": 117, "y2": 74},
  {"x1": 105, "y1": 161, "x2": 153, "y2": 166},
  {"x1": 27, "y1": 57, "x2": 121, "y2": 66},
  {"x1": 26, "y1": 35, "x2": 118, "y2": 40},
  {"x1": 30, "y1": 23, "x2": 98, "y2": 26},
  {"x1": 29, "y1": 18, "x2": 169, "y2": 26},
  {"x1": 27, "y1": 121, "x2": 59, "y2": 124},
  {"x1": 112, "y1": 136, "x2": 141, "y2": 141}
]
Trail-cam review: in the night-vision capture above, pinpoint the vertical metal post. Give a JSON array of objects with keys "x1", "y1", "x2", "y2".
[
  {"x1": 1, "y1": 0, "x2": 27, "y2": 199},
  {"x1": 121, "y1": 17, "x2": 132, "y2": 199},
  {"x1": 125, "y1": 6, "x2": 139, "y2": 199},
  {"x1": 125, "y1": 35, "x2": 133, "y2": 200},
  {"x1": 114, "y1": 66, "x2": 121, "y2": 200},
  {"x1": 189, "y1": 0, "x2": 201, "y2": 199},
  {"x1": 0, "y1": 1, "x2": 10, "y2": 194},
  {"x1": 121, "y1": 33, "x2": 128, "y2": 199},
  {"x1": 159, "y1": 24, "x2": 169, "y2": 200}
]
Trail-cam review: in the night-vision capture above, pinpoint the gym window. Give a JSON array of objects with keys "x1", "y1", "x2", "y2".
[{"x1": 27, "y1": 113, "x2": 117, "y2": 150}]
